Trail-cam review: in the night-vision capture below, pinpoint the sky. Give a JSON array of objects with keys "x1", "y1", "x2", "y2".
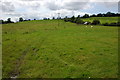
[{"x1": 0, "y1": 0, "x2": 119, "y2": 22}]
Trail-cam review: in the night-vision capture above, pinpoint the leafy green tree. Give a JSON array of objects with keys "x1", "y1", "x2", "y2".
[
  {"x1": 74, "y1": 15, "x2": 80, "y2": 23},
  {"x1": 70, "y1": 16, "x2": 75, "y2": 23},
  {"x1": 52, "y1": 17, "x2": 55, "y2": 20},
  {"x1": 106, "y1": 12, "x2": 112, "y2": 17},
  {"x1": 28, "y1": 19, "x2": 31, "y2": 21},
  {"x1": 0, "y1": 20, "x2": 4, "y2": 24},
  {"x1": 97, "y1": 13, "x2": 103, "y2": 17},
  {"x1": 64, "y1": 16, "x2": 68, "y2": 22},
  {"x1": 7, "y1": 18, "x2": 12, "y2": 23},
  {"x1": 90, "y1": 14, "x2": 96, "y2": 17},
  {"x1": 19, "y1": 17, "x2": 24, "y2": 22},
  {"x1": 77, "y1": 15, "x2": 80, "y2": 18},
  {"x1": 48, "y1": 18, "x2": 50, "y2": 20},
  {"x1": 82, "y1": 14, "x2": 89, "y2": 18}
]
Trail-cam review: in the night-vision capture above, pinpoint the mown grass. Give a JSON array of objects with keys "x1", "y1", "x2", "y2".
[
  {"x1": 2, "y1": 19, "x2": 118, "y2": 78},
  {"x1": 82, "y1": 17, "x2": 119, "y2": 24}
]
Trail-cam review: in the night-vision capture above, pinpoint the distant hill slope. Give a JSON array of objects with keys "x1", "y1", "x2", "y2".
[{"x1": 81, "y1": 17, "x2": 119, "y2": 24}]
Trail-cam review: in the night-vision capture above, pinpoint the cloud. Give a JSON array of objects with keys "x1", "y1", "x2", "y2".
[
  {"x1": 0, "y1": 0, "x2": 118, "y2": 22},
  {"x1": 63, "y1": 2, "x2": 90, "y2": 10},
  {"x1": 45, "y1": 0, "x2": 91, "y2": 11},
  {"x1": 46, "y1": 1, "x2": 60, "y2": 10},
  {"x1": 90, "y1": 0, "x2": 119, "y2": 2},
  {"x1": 15, "y1": 1, "x2": 41, "y2": 10},
  {"x1": 103, "y1": 2, "x2": 118, "y2": 8},
  {"x1": 118, "y1": 1, "x2": 120, "y2": 14},
  {"x1": 0, "y1": 2, "x2": 15, "y2": 12},
  {"x1": 50, "y1": 9, "x2": 92, "y2": 18},
  {"x1": 20, "y1": 0, "x2": 43, "y2": 1}
]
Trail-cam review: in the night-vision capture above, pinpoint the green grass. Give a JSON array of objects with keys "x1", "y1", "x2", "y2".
[
  {"x1": 81, "y1": 17, "x2": 119, "y2": 24},
  {"x1": 0, "y1": 24, "x2": 2, "y2": 80},
  {"x1": 2, "y1": 19, "x2": 118, "y2": 78}
]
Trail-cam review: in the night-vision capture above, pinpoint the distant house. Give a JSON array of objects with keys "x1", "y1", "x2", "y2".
[
  {"x1": 84, "y1": 22, "x2": 88, "y2": 25},
  {"x1": 84, "y1": 21, "x2": 91, "y2": 25}
]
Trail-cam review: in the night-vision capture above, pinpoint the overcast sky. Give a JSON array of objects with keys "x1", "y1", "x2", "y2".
[{"x1": 0, "y1": 0, "x2": 119, "y2": 22}]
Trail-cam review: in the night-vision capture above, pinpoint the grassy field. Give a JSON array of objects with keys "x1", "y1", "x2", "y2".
[
  {"x1": 0, "y1": 24, "x2": 2, "y2": 79},
  {"x1": 82, "y1": 17, "x2": 119, "y2": 24},
  {"x1": 2, "y1": 19, "x2": 118, "y2": 78}
]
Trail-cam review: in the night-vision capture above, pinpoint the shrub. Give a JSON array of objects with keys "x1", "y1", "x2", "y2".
[
  {"x1": 76, "y1": 18, "x2": 84, "y2": 24},
  {"x1": 64, "y1": 18, "x2": 69, "y2": 22},
  {"x1": 109, "y1": 22, "x2": 117, "y2": 26},
  {"x1": 102, "y1": 22, "x2": 120, "y2": 26},
  {"x1": 103, "y1": 22, "x2": 109, "y2": 26},
  {"x1": 92, "y1": 20, "x2": 100, "y2": 25},
  {"x1": 117, "y1": 21, "x2": 120, "y2": 26}
]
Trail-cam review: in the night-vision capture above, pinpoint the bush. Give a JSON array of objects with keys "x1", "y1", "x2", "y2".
[
  {"x1": 64, "y1": 18, "x2": 69, "y2": 22},
  {"x1": 117, "y1": 22, "x2": 120, "y2": 26},
  {"x1": 76, "y1": 18, "x2": 84, "y2": 24},
  {"x1": 109, "y1": 22, "x2": 117, "y2": 26},
  {"x1": 102, "y1": 22, "x2": 120, "y2": 26},
  {"x1": 103, "y1": 22, "x2": 109, "y2": 26},
  {"x1": 92, "y1": 20, "x2": 100, "y2": 25}
]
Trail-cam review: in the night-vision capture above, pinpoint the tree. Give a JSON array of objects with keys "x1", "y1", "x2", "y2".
[
  {"x1": 70, "y1": 16, "x2": 75, "y2": 23},
  {"x1": 59, "y1": 17, "x2": 61, "y2": 19},
  {"x1": 90, "y1": 14, "x2": 96, "y2": 17},
  {"x1": 48, "y1": 18, "x2": 50, "y2": 20},
  {"x1": 28, "y1": 19, "x2": 31, "y2": 21},
  {"x1": 92, "y1": 20, "x2": 100, "y2": 25},
  {"x1": 0, "y1": 20, "x2": 4, "y2": 24},
  {"x1": 19, "y1": 17, "x2": 24, "y2": 22},
  {"x1": 77, "y1": 15, "x2": 80, "y2": 18},
  {"x1": 82, "y1": 14, "x2": 90, "y2": 18},
  {"x1": 116, "y1": 13, "x2": 120, "y2": 17},
  {"x1": 102, "y1": 14, "x2": 106, "y2": 17},
  {"x1": 7, "y1": 18, "x2": 12, "y2": 23},
  {"x1": 106, "y1": 12, "x2": 112, "y2": 17},
  {"x1": 97, "y1": 13, "x2": 103, "y2": 17},
  {"x1": 74, "y1": 15, "x2": 80, "y2": 23},
  {"x1": 64, "y1": 16, "x2": 68, "y2": 22},
  {"x1": 43, "y1": 18, "x2": 47, "y2": 20},
  {"x1": 52, "y1": 17, "x2": 55, "y2": 20}
]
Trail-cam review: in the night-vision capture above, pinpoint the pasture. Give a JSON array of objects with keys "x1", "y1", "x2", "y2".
[
  {"x1": 2, "y1": 19, "x2": 118, "y2": 78},
  {"x1": 81, "y1": 17, "x2": 118, "y2": 24}
]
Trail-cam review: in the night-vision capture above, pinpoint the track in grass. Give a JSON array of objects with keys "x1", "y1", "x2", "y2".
[{"x1": 2, "y1": 19, "x2": 118, "y2": 78}]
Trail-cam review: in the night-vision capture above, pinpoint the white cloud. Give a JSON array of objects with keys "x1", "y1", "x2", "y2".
[
  {"x1": 0, "y1": 0, "x2": 119, "y2": 22},
  {"x1": 0, "y1": 2, "x2": 15, "y2": 12},
  {"x1": 90, "y1": 0, "x2": 119, "y2": 2},
  {"x1": 45, "y1": 1, "x2": 60, "y2": 10},
  {"x1": 20, "y1": 0, "x2": 43, "y2": 1}
]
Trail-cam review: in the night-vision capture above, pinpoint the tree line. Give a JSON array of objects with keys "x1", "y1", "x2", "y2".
[
  {"x1": 0, "y1": 17, "x2": 34, "y2": 24},
  {"x1": 0, "y1": 12, "x2": 119, "y2": 25},
  {"x1": 64, "y1": 12, "x2": 120, "y2": 26},
  {"x1": 82, "y1": 12, "x2": 119, "y2": 18}
]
